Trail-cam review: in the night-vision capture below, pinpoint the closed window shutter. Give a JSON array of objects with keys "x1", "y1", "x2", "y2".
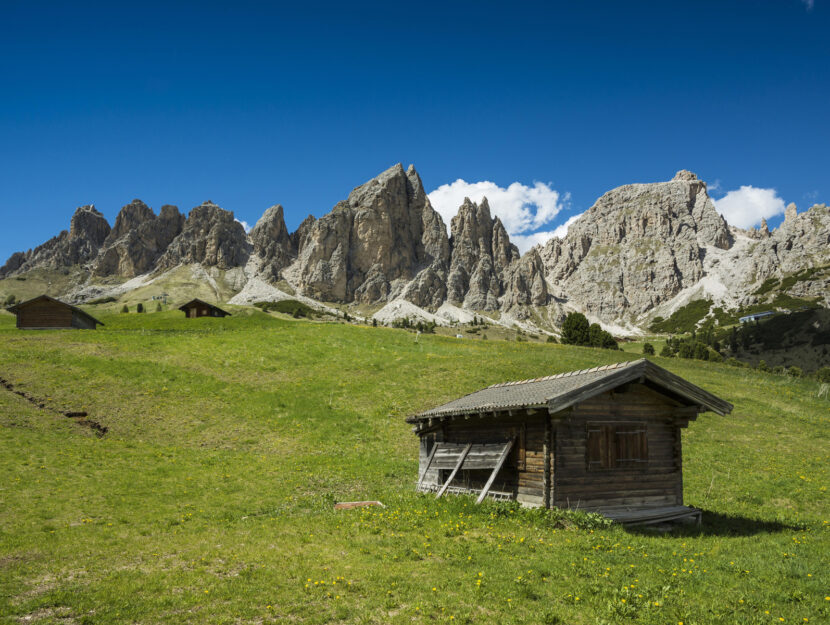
[{"x1": 588, "y1": 423, "x2": 648, "y2": 469}]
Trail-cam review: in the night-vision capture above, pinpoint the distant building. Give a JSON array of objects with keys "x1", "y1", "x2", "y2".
[
  {"x1": 178, "y1": 299, "x2": 231, "y2": 319},
  {"x1": 408, "y1": 359, "x2": 732, "y2": 526},
  {"x1": 7, "y1": 295, "x2": 103, "y2": 330},
  {"x1": 739, "y1": 311, "x2": 774, "y2": 324}
]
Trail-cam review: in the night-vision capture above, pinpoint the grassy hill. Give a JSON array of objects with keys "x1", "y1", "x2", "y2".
[{"x1": 0, "y1": 309, "x2": 827, "y2": 624}]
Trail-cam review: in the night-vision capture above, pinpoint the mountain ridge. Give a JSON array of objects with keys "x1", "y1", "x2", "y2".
[{"x1": 2, "y1": 165, "x2": 827, "y2": 334}]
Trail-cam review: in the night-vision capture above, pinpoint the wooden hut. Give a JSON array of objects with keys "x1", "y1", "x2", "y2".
[
  {"x1": 406, "y1": 359, "x2": 732, "y2": 525},
  {"x1": 7, "y1": 295, "x2": 103, "y2": 330},
  {"x1": 178, "y1": 299, "x2": 231, "y2": 319}
]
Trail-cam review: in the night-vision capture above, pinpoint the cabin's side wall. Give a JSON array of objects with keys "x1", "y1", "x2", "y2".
[
  {"x1": 71, "y1": 311, "x2": 97, "y2": 329},
  {"x1": 552, "y1": 385, "x2": 683, "y2": 511},
  {"x1": 416, "y1": 412, "x2": 547, "y2": 506},
  {"x1": 16, "y1": 300, "x2": 73, "y2": 329}
]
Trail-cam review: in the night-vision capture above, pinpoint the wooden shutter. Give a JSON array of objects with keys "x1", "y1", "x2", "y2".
[
  {"x1": 615, "y1": 424, "x2": 648, "y2": 466},
  {"x1": 587, "y1": 424, "x2": 610, "y2": 469},
  {"x1": 587, "y1": 422, "x2": 648, "y2": 469}
]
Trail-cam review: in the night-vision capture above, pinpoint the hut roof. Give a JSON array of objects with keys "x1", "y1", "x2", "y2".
[
  {"x1": 177, "y1": 299, "x2": 231, "y2": 315},
  {"x1": 406, "y1": 359, "x2": 732, "y2": 422},
  {"x1": 7, "y1": 295, "x2": 104, "y2": 326}
]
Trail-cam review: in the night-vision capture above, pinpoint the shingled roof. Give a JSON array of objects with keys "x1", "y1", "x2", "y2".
[{"x1": 407, "y1": 359, "x2": 733, "y2": 422}]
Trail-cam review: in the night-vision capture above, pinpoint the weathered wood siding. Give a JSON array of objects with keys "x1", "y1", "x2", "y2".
[
  {"x1": 552, "y1": 385, "x2": 683, "y2": 511},
  {"x1": 420, "y1": 412, "x2": 548, "y2": 506},
  {"x1": 17, "y1": 299, "x2": 74, "y2": 329}
]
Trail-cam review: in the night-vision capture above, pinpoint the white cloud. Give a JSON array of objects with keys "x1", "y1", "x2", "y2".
[
  {"x1": 236, "y1": 219, "x2": 252, "y2": 233},
  {"x1": 712, "y1": 185, "x2": 786, "y2": 229},
  {"x1": 509, "y1": 213, "x2": 585, "y2": 253},
  {"x1": 427, "y1": 179, "x2": 569, "y2": 254}
]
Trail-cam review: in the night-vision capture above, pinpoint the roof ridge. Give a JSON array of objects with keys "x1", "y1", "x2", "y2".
[{"x1": 487, "y1": 359, "x2": 642, "y2": 389}]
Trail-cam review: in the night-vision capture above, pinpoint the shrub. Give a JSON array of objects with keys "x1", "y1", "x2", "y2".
[
  {"x1": 372, "y1": 318, "x2": 377, "y2": 327},
  {"x1": 693, "y1": 342, "x2": 709, "y2": 361},
  {"x1": 88, "y1": 296, "x2": 117, "y2": 305},
  {"x1": 254, "y1": 300, "x2": 315, "y2": 318},
  {"x1": 660, "y1": 345, "x2": 673, "y2": 357},
  {"x1": 642, "y1": 342, "x2": 655, "y2": 355},
  {"x1": 815, "y1": 367, "x2": 830, "y2": 383},
  {"x1": 121, "y1": 304, "x2": 129, "y2": 313},
  {"x1": 677, "y1": 343, "x2": 694, "y2": 359},
  {"x1": 156, "y1": 302, "x2": 162, "y2": 312},
  {"x1": 787, "y1": 366, "x2": 803, "y2": 378},
  {"x1": 758, "y1": 359, "x2": 769, "y2": 372},
  {"x1": 546, "y1": 335, "x2": 557, "y2": 343},
  {"x1": 136, "y1": 303, "x2": 144, "y2": 313},
  {"x1": 3, "y1": 294, "x2": 16, "y2": 306}
]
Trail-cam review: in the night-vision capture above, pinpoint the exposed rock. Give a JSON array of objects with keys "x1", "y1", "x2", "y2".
[
  {"x1": 290, "y1": 214, "x2": 317, "y2": 256},
  {"x1": 445, "y1": 197, "x2": 519, "y2": 310},
  {"x1": 156, "y1": 201, "x2": 250, "y2": 270},
  {"x1": 0, "y1": 205, "x2": 110, "y2": 277},
  {"x1": 785, "y1": 202, "x2": 798, "y2": 222},
  {"x1": 291, "y1": 164, "x2": 450, "y2": 305},
  {"x1": 501, "y1": 247, "x2": 549, "y2": 309},
  {"x1": 250, "y1": 204, "x2": 294, "y2": 282},
  {"x1": 93, "y1": 200, "x2": 185, "y2": 277},
  {"x1": 540, "y1": 171, "x2": 732, "y2": 323}
]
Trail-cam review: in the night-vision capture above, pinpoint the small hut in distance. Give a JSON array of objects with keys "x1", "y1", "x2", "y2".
[
  {"x1": 7, "y1": 295, "x2": 103, "y2": 330},
  {"x1": 407, "y1": 359, "x2": 733, "y2": 526},
  {"x1": 178, "y1": 298, "x2": 231, "y2": 319}
]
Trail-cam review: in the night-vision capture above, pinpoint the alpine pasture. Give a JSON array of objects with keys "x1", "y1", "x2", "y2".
[{"x1": 0, "y1": 309, "x2": 827, "y2": 624}]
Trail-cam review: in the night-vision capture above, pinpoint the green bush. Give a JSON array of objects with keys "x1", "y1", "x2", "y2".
[
  {"x1": 642, "y1": 342, "x2": 655, "y2": 355},
  {"x1": 787, "y1": 366, "x2": 803, "y2": 378},
  {"x1": 561, "y1": 312, "x2": 590, "y2": 345},
  {"x1": 546, "y1": 335, "x2": 557, "y2": 343},
  {"x1": 659, "y1": 344, "x2": 673, "y2": 357},
  {"x1": 121, "y1": 304, "x2": 129, "y2": 314},
  {"x1": 3, "y1": 294, "x2": 16, "y2": 306},
  {"x1": 758, "y1": 359, "x2": 769, "y2": 372},
  {"x1": 649, "y1": 299, "x2": 712, "y2": 334},
  {"x1": 815, "y1": 367, "x2": 830, "y2": 383},
  {"x1": 136, "y1": 303, "x2": 144, "y2": 313},
  {"x1": 254, "y1": 300, "x2": 315, "y2": 318}
]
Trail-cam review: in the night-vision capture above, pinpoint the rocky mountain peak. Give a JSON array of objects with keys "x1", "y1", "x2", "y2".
[
  {"x1": 251, "y1": 204, "x2": 294, "y2": 282},
  {"x1": 155, "y1": 201, "x2": 249, "y2": 271},
  {"x1": 69, "y1": 204, "x2": 110, "y2": 246},
  {"x1": 94, "y1": 201, "x2": 185, "y2": 277},
  {"x1": 673, "y1": 169, "x2": 699, "y2": 182},
  {"x1": 785, "y1": 202, "x2": 798, "y2": 222},
  {"x1": 446, "y1": 196, "x2": 520, "y2": 310},
  {"x1": 290, "y1": 163, "x2": 450, "y2": 306},
  {"x1": 540, "y1": 170, "x2": 732, "y2": 323}
]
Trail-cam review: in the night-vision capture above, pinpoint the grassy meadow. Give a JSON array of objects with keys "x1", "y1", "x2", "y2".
[{"x1": 0, "y1": 308, "x2": 827, "y2": 624}]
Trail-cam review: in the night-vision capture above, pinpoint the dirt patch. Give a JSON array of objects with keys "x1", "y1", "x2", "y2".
[{"x1": 0, "y1": 376, "x2": 108, "y2": 437}]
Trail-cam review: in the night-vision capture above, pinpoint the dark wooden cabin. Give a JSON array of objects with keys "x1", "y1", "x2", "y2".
[
  {"x1": 7, "y1": 295, "x2": 103, "y2": 330},
  {"x1": 178, "y1": 299, "x2": 231, "y2": 319},
  {"x1": 407, "y1": 359, "x2": 733, "y2": 525}
]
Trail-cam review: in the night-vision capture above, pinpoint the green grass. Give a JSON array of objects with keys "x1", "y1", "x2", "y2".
[
  {"x1": 0, "y1": 310, "x2": 827, "y2": 624},
  {"x1": 649, "y1": 299, "x2": 713, "y2": 334}
]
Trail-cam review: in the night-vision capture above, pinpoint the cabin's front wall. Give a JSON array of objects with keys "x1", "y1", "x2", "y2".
[
  {"x1": 16, "y1": 300, "x2": 73, "y2": 329},
  {"x1": 418, "y1": 411, "x2": 548, "y2": 506},
  {"x1": 552, "y1": 385, "x2": 683, "y2": 511}
]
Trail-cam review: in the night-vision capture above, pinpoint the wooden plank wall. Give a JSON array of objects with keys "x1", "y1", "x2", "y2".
[
  {"x1": 552, "y1": 384, "x2": 683, "y2": 511},
  {"x1": 17, "y1": 300, "x2": 73, "y2": 329},
  {"x1": 421, "y1": 412, "x2": 547, "y2": 506}
]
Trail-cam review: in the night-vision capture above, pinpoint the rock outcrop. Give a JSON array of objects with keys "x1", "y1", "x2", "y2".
[
  {"x1": 501, "y1": 248, "x2": 549, "y2": 310},
  {"x1": 289, "y1": 164, "x2": 450, "y2": 305},
  {"x1": 94, "y1": 200, "x2": 184, "y2": 277},
  {"x1": 446, "y1": 197, "x2": 520, "y2": 310},
  {"x1": 250, "y1": 204, "x2": 294, "y2": 282},
  {"x1": 156, "y1": 201, "x2": 250, "y2": 271},
  {"x1": 0, "y1": 205, "x2": 110, "y2": 277},
  {"x1": 540, "y1": 170, "x2": 732, "y2": 322}
]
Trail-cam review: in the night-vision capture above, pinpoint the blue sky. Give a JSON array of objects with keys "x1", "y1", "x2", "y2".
[{"x1": 1, "y1": 1, "x2": 827, "y2": 259}]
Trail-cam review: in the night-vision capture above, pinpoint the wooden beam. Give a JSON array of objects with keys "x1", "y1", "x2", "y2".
[
  {"x1": 436, "y1": 443, "x2": 472, "y2": 498},
  {"x1": 476, "y1": 438, "x2": 515, "y2": 504},
  {"x1": 543, "y1": 417, "x2": 551, "y2": 509},
  {"x1": 416, "y1": 443, "x2": 440, "y2": 490}
]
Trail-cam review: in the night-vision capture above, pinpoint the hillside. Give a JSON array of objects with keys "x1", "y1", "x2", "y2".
[{"x1": 0, "y1": 311, "x2": 827, "y2": 624}]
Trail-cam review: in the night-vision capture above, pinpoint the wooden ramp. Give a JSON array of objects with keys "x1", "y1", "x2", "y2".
[{"x1": 599, "y1": 505, "x2": 702, "y2": 526}]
